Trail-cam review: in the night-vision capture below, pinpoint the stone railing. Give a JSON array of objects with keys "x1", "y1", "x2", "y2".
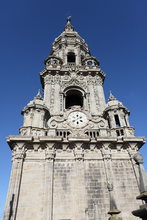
[
  {"x1": 85, "y1": 130, "x2": 100, "y2": 139},
  {"x1": 109, "y1": 127, "x2": 134, "y2": 137},
  {"x1": 56, "y1": 129, "x2": 71, "y2": 138}
]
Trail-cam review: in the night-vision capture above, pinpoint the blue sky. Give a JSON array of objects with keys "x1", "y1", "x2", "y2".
[{"x1": 0, "y1": 0, "x2": 147, "y2": 217}]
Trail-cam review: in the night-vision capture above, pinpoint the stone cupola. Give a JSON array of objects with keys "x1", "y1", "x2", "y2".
[
  {"x1": 104, "y1": 92, "x2": 134, "y2": 137},
  {"x1": 20, "y1": 90, "x2": 50, "y2": 136}
]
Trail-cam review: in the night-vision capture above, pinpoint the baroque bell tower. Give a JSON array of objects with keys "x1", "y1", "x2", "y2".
[{"x1": 4, "y1": 18, "x2": 146, "y2": 220}]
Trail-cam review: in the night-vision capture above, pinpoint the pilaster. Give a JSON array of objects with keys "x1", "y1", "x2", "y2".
[
  {"x1": 43, "y1": 143, "x2": 55, "y2": 220},
  {"x1": 3, "y1": 143, "x2": 25, "y2": 220}
]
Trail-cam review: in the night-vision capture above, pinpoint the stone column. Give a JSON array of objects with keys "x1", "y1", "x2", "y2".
[
  {"x1": 119, "y1": 111, "x2": 126, "y2": 127},
  {"x1": 108, "y1": 112, "x2": 116, "y2": 128},
  {"x1": 43, "y1": 143, "x2": 55, "y2": 220},
  {"x1": 125, "y1": 114, "x2": 130, "y2": 127},
  {"x1": 3, "y1": 143, "x2": 25, "y2": 220}
]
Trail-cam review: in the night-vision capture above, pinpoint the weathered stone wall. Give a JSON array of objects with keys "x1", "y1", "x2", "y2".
[
  {"x1": 84, "y1": 160, "x2": 109, "y2": 220},
  {"x1": 4, "y1": 147, "x2": 142, "y2": 220},
  {"x1": 112, "y1": 159, "x2": 140, "y2": 220},
  {"x1": 16, "y1": 161, "x2": 44, "y2": 220},
  {"x1": 53, "y1": 161, "x2": 76, "y2": 220}
]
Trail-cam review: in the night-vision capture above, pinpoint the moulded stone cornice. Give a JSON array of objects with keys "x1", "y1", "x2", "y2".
[
  {"x1": 7, "y1": 136, "x2": 33, "y2": 142},
  {"x1": 80, "y1": 69, "x2": 105, "y2": 78},
  {"x1": 39, "y1": 137, "x2": 63, "y2": 142},
  {"x1": 21, "y1": 103, "x2": 49, "y2": 114},
  {"x1": 68, "y1": 137, "x2": 90, "y2": 142},
  {"x1": 96, "y1": 137, "x2": 117, "y2": 142},
  {"x1": 123, "y1": 137, "x2": 146, "y2": 143},
  {"x1": 6, "y1": 135, "x2": 145, "y2": 153},
  {"x1": 6, "y1": 136, "x2": 33, "y2": 149},
  {"x1": 104, "y1": 104, "x2": 130, "y2": 115}
]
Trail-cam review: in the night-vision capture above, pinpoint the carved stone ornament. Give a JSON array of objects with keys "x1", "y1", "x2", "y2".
[
  {"x1": 48, "y1": 116, "x2": 65, "y2": 128},
  {"x1": 87, "y1": 75, "x2": 103, "y2": 86},
  {"x1": 107, "y1": 182, "x2": 114, "y2": 191},
  {"x1": 133, "y1": 152, "x2": 144, "y2": 164},
  {"x1": 12, "y1": 145, "x2": 26, "y2": 160},
  {"x1": 68, "y1": 129, "x2": 88, "y2": 138},
  {"x1": 61, "y1": 78, "x2": 87, "y2": 89},
  {"x1": 101, "y1": 148, "x2": 112, "y2": 160},
  {"x1": 90, "y1": 118, "x2": 106, "y2": 128},
  {"x1": 20, "y1": 127, "x2": 28, "y2": 136},
  {"x1": 45, "y1": 149, "x2": 55, "y2": 160},
  {"x1": 20, "y1": 127, "x2": 45, "y2": 137},
  {"x1": 74, "y1": 148, "x2": 84, "y2": 161}
]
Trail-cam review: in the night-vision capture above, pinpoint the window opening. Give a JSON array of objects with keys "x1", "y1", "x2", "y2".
[
  {"x1": 114, "y1": 114, "x2": 120, "y2": 128},
  {"x1": 87, "y1": 60, "x2": 93, "y2": 66},
  {"x1": 67, "y1": 52, "x2": 75, "y2": 63},
  {"x1": 120, "y1": 129, "x2": 124, "y2": 135},
  {"x1": 65, "y1": 90, "x2": 83, "y2": 109},
  {"x1": 116, "y1": 130, "x2": 120, "y2": 136},
  {"x1": 108, "y1": 118, "x2": 111, "y2": 128}
]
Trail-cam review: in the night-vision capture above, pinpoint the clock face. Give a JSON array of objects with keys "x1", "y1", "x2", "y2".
[{"x1": 68, "y1": 111, "x2": 88, "y2": 128}]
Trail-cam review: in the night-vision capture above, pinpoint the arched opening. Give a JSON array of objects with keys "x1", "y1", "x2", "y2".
[
  {"x1": 114, "y1": 114, "x2": 120, "y2": 128},
  {"x1": 65, "y1": 90, "x2": 83, "y2": 109},
  {"x1": 67, "y1": 52, "x2": 75, "y2": 63}
]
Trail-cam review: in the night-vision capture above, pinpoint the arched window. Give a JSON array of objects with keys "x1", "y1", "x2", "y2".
[
  {"x1": 65, "y1": 90, "x2": 83, "y2": 109},
  {"x1": 67, "y1": 52, "x2": 75, "y2": 63}
]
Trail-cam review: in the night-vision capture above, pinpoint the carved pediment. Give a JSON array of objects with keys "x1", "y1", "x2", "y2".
[{"x1": 61, "y1": 78, "x2": 86, "y2": 89}]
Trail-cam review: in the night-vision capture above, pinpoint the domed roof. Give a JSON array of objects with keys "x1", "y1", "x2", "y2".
[
  {"x1": 104, "y1": 92, "x2": 130, "y2": 114},
  {"x1": 21, "y1": 90, "x2": 49, "y2": 114}
]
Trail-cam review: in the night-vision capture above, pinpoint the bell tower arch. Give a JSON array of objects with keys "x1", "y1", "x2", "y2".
[{"x1": 64, "y1": 87, "x2": 84, "y2": 109}]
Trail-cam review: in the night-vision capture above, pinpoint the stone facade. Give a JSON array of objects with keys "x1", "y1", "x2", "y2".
[{"x1": 3, "y1": 17, "x2": 146, "y2": 220}]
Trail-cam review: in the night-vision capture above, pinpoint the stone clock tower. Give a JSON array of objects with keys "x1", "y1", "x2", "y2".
[{"x1": 3, "y1": 18, "x2": 146, "y2": 220}]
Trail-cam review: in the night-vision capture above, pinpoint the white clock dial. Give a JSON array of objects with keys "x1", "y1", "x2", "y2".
[{"x1": 68, "y1": 111, "x2": 88, "y2": 128}]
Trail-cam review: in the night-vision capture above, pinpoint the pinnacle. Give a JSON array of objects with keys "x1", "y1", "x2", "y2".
[
  {"x1": 64, "y1": 16, "x2": 74, "y2": 31},
  {"x1": 34, "y1": 89, "x2": 42, "y2": 100},
  {"x1": 108, "y1": 91, "x2": 117, "y2": 101},
  {"x1": 67, "y1": 16, "x2": 71, "y2": 24}
]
